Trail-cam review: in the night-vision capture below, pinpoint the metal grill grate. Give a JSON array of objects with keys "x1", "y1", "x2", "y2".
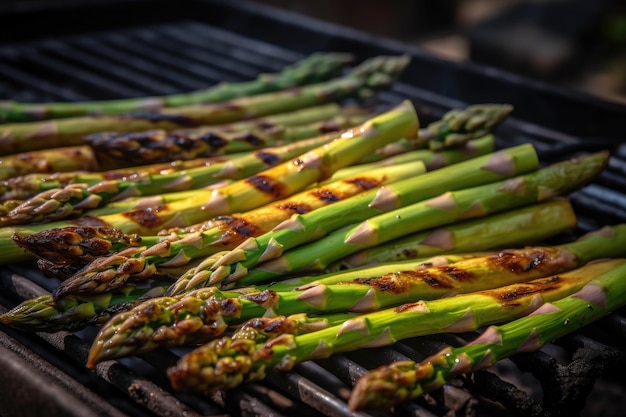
[{"x1": 0, "y1": 2, "x2": 625, "y2": 416}]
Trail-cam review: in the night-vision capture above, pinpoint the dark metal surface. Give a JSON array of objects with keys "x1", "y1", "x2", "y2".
[{"x1": 0, "y1": 1, "x2": 625, "y2": 416}]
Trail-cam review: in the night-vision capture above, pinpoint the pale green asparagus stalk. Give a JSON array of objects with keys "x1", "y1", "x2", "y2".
[
  {"x1": 50, "y1": 160, "x2": 425, "y2": 299},
  {"x1": 328, "y1": 197, "x2": 576, "y2": 269},
  {"x1": 348, "y1": 259, "x2": 626, "y2": 411},
  {"x1": 85, "y1": 223, "x2": 626, "y2": 365},
  {"x1": 0, "y1": 100, "x2": 419, "y2": 264},
  {"x1": 166, "y1": 144, "x2": 540, "y2": 295},
  {"x1": 0, "y1": 285, "x2": 167, "y2": 332},
  {"x1": 0, "y1": 53, "x2": 354, "y2": 122},
  {"x1": 0, "y1": 55, "x2": 409, "y2": 154},
  {"x1": 166, "y1": 258, "x2": 626, "y2": 394},
  {"x1": 215, "y1": 151, "x2": 607, "y2": 289}
]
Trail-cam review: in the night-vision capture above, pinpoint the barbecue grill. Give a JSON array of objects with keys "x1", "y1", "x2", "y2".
[{"x1": 1, "y1": 1, "x2": 625, "y2": 416}]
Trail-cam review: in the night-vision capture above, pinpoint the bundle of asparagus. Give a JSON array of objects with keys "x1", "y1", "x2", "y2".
[
  {"x1": 0, "y1": 50, "x2": 621, "y2": 415},
  {"x1": 349, "y1": 258, "x2": 626, "y2": 411},
  {"x1": 0, "y1": 55, "x2": 409, "y2": 154},
  {"x1": 0, "y1": 52, "x2": 355, "y2": 122}
]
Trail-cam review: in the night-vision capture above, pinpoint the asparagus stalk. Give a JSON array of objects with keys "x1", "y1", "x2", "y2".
[
  {"x1": 0, "y1": 156, "x2": 233, "y2": 202},
  {"x1": 349, "y1": 259, "x2": 626, "y2": 411},
  {"x1": 0, "y1": 285, "x2": 167, "y2": 332},
  {"x1": 423, "y1": 104, "x2": 513, "y2": 151},
  {"x1": 0, "y1": 146, "x2": 100, "y2": 181},
  {"x1": 166, "y1": 144, "x2": 539, "y2": 295},
  {"x1": 86, "y1": 110, "x2": 370, "y2": 165},
  {"x1": 0, "y1": 100, "x2": 418, "y2": 264},
  {"x1": 329, "y1": 197, "x2": 576, "y2": 269},
  {"x1": 0, "y1": 121, "x2": 364, "y2": 226},
  {"x1": 50, "y1": 160, "x2": 425, "y2": 299},
  {"x1": 0, "y1": 55, "x2": 409, "y2": 154},
  {"x1": 166, "y1": 258, "x2": 626, "y2": 394},
  {"x1": 0, "y1": 53, "x2": 354, "y2": 122},
  {"x1": 217, "y1": 151, "x2": 607, "y2": 289},
  {"x1": 86, "y1": 223, "x2": 626, "y2": 364}
]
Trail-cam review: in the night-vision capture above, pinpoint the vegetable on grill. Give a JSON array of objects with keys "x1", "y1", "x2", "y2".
[
  {"x1": 348, "y1": 258, "x2": 626, "y2": 411},
  {"x1": 175, "y1": 150, "x2": 605, "y2": 293},
  {"x1": 50, "y1": 160, "x2": 426, "y2": 299},
  {"x1": 83, "y1": 223, "x2": 626, "y2": 366},
  {"x1": 0, "y1": 100, "x2": 419, "y2": 264},
  {"x1": 0, "y1": 198, "x2": 575, "y2": 333},
  {"x1": 0, "y1": 55, "x2": 410, "y2": 155},
  {"x1": 0, "y1": 52, "x2": 355, "y2": 122},
  {"x1": 165, "y1": 258, "x2": 625, "y2": 394}
]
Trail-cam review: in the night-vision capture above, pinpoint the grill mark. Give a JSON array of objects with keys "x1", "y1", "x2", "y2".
[
  {"x1": 199, "y1": 133, "x2": 227, "y2": 149},
  {"x1": 345, "y1": 177, "x2": 383, "y2": 190},
  {"x1": 245, "y1": 174, "x2": 286, "y2": 198},
  {"x1": 213, "y1": 215, "x2": 262, "y2": 246},
  {"x1": 319, "y1": 120, "x2": 343, "y2": 133},
  {"x1": 242, "y1": 289, "x2": 278, "y2": 309},
  {"x1": 122, "y1": 207, "x2": 165, "y2": 229},
  {"x1": 256, "y1": 151, "x2": 280, "y2": 166},
  {"x1": 275, "y1": 202, "x2": 312, "y2": 215},
  {"x1": 483, "y1": 275, "x2": 562, "y2": 305},
  {"x1": 238, "y1": 132, "x2": 265, "y2": 147},
  {"x1": 310, "y1": 189, "x2": 340, "y2": 202}
]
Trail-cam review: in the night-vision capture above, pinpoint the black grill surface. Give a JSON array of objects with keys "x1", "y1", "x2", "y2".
[{"x1": 1, "y1": 1, "x2": 625, "y2": 417}]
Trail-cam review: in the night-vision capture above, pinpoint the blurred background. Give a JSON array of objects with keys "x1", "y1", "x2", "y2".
[
  {"x1": 249, "y1": 0, "x2": 626, "y2": 104},
  {"x1": 0, "y1": 0, "x2": 625, "y2": 105}
]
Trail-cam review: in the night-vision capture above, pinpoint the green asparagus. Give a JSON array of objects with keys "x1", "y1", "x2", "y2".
[
  {"x1": 328, "y1": 197, "x2": 576, "y2": 269},
  {"x1": 51, "y1": 160, "x2": 425, "y2": 299},
  {"x1": 0, "y1": 100, "x2": 418, "y2": 264},
  {"x1": 214, "y1": 151, "x2": 607, "y2": 289},
  {"x1": 86, "y1": 110, "x2": 370, "y2": 165},
  {"x1": 166, "y1": 258, "x2": 626, "y2": 394},
  {"x1": 0, "y1": 55, "x2": 409, "y2": 154},
  {"x1": 86, "y1": 223, "x2": 625, "y2": 365},
  {"x1": 348, "y1": 259, "x2": 626, "y2": 411},
  {"x1": 0, "y1": 146, "x2": 100, "y2": 181},
  {"x1": 166, "y1": 144, "x2": 540, "y2": 295},
  {"x1": 0, "y1": 52, "x2": 354, "y2": 122}
]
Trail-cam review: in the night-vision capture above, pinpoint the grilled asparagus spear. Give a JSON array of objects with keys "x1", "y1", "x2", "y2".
[
  {"x1": 86, "y1": 111, "x2": 370, "y2": 165},
  {"x1": 0, "y1": 55, "x2": 409, "y2": 154},
  {"x1": 0, "y1": 52, "x2": 354, "y2": 122},
  {"x1": 166, "y1": 258, "x2": 625, "y2": 394},
  {"x1": 348, "y1": 259, "x2": 626, "y2": 411}
]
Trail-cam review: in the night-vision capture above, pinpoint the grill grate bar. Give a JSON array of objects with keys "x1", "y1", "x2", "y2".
[{"x1": 38, "y1": 39, "x2": 182, "y2": 97}]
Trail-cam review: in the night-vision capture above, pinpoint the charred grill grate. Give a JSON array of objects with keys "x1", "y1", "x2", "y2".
[{"x1": 1, "y1": 1, "x2": 625, "y2": 416}]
